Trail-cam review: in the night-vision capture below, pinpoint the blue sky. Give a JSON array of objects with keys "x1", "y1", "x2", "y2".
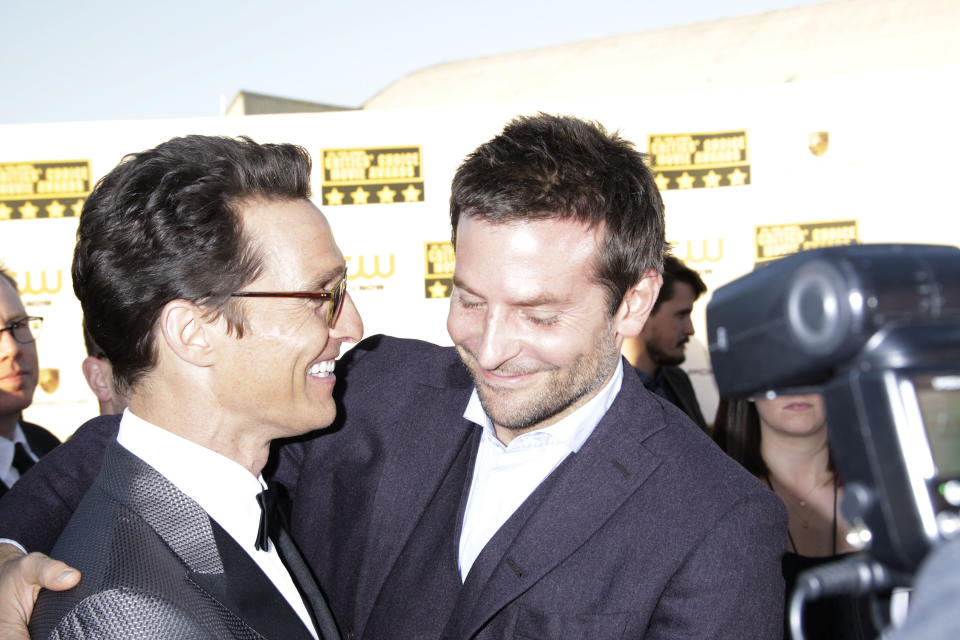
[{"x1": 4, "y1": 0, "x2": 824, "y2": 124}]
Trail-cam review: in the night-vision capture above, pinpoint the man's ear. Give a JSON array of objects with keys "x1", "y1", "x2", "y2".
[
  {"x1": 81, "y1": 356, "x2": 114, "y2": 403},
  {"x1": 615, "y1": 269, "x2": 662, "y2": 338},
  {"x1": 158, "y1": 299, "x2": 216, "y2": 367}
]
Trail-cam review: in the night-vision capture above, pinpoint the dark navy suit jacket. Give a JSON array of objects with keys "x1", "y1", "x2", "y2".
[
  {"x1": 0, "y1": 420, "x2": 60, "y2": 498},
  {"x1": 0, "y1": 335, "x2": 786, "y2": 639}
]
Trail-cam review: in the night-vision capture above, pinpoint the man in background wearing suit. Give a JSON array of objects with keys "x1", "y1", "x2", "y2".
[
  {"x1": 18, "y1": 136, "x2": 361, "y2": 639},
  {"x1": 0, "y1": 267, "x2": 59, "y2": 498},
  {"x1": 0, "y1": 116, "x2": 784, "y2": 638},
  {"x1": 624, "y1": 255, "x2": 710, "y2": 431}
]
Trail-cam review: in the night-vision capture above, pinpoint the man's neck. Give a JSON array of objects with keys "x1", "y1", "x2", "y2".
[{"x1": 129, "y1": 395, "x2": 270, "y2": 477}]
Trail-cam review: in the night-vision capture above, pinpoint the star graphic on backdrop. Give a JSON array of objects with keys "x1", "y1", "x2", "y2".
[
  {"x1": 728, "y1": 168, "x2": 749, "y2": 186},
  {"x1": 401, "y1": 184, "x2": 422, "y2": 202},
  {"x1": 376, "y1": 185, "x2": 397, "y2": 203},
  {"x1": 20, "y1": 202, "x2": 39, "y2": 219},
  {"x1": 654, "y1": 173, "x2": 671, "y2": 191},
  {"x1": 427, "y1": 280, "x2": 449, "y2": 298},
  {"x1": 46, "y1": 200, "x2": 66, "y2": 218},
  {"x1": 703, "y1": 170, "x2": 722, "y2": 188},
  {"x1": 351, "y1": 187, "x2": 370, "y2": 205},
  {"x1": 70, "y1": 199, "x2": 85, "y2": 216},
  {"x1": 0, "y1": 203, "x2": 12, "y2": 220},
  {"x1": 325, "y1": 188, "x2": 345, "y2": 206},
  {"x1": 676, "y1": 172, "x2": 696, "y2": 189}
]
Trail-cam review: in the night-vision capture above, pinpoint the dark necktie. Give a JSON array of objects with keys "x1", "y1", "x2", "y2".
[
  {"x1": 256, "y1": 487, "x2": 341, "y2": 640},
  {"x1": 13, "y1": 442, "x2": 35, "y2": 476},
  {"x1": 255, "y1": 487, "x2": 276, "y2": 552}
]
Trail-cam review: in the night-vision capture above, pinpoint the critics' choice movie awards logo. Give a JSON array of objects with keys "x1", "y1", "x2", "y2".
[
  {"x1": 321, "y1": 146, "x2": 424, "y2": 206},
  {"x1": 425, "y1": 242, "x2": 454, "y2": 299},
  {"x1": 755, "y1": 220, "x2": 858, "y2": 266},
  {"x1": 648, "y1": 131, "x2": 750, "y2": 191},
  {"x1": 0, "y1": 160, "x2": 91, "y2": 220}
]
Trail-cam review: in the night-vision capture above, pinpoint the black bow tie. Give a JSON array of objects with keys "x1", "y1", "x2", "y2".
[
  {"x1": 255, "y1": 487, "x2": 277, "y2": 552},
  {"x1": 13, "y1": 443, "x2": 35, "y2": 476}
]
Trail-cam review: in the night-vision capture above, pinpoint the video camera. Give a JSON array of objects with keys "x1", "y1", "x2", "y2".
[{"x1": 707, "y1": 244, "x2": 960, "y2": 638}]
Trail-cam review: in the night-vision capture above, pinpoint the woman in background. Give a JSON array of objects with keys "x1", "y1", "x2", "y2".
[{"x1": 714, "y1": 394, "x2": 877, "y2": 639}]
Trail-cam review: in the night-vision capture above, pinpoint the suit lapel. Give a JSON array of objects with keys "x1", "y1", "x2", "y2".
[
  {"x1": 189, "y1": 524, "x2": 316, "y2": 640},
  {"x1": 447, "y1": 367, "x2": 668, "y2": 638},
  {"x1": 102, "y1": 441, "x2": 315, "y2": 640},
  {"x1": 353, "y1": 365, "x2": 476, "y2": 638}
]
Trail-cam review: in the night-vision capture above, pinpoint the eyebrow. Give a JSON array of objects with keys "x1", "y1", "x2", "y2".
[
  {"x1": 305, "y1": 265, "x2": 347, "y2": 291},
  {"x1": 453, "y1": 278, "x2": 566, "y2": 308}
]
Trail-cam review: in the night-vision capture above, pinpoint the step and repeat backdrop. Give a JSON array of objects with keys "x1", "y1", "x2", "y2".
[{"x1": 2, "y1": 65, "x2": 957, "y2": 439}]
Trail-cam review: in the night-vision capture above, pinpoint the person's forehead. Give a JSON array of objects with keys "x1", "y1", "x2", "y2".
[
  {"x1": 0, "y1": 277, "x2": 26, "y2": 319},
  {"x1": 665, "y1": 281, "x2": 697, "y2": 305},
  {"x1": 456, "y1": 216, "x2": 599, "y2": 260},
  {"x1": 454, "y1": 216, "x2": 604, "y2": 302},
  {"x1": 242, "y1": 198, "x2": 344, "y2": 274}
]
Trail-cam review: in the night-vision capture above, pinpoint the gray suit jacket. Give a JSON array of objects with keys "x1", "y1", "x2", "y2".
[{"x1": 28, "y1": 439, "x2": 317, "y2": 640}]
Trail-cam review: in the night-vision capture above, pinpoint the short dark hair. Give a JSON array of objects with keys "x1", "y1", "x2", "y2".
[
  {"x1": 651, "y1": 255, "x2": 707, "y2": 314},
  {"x1": 712, "y1": 398, "x2": 768, "y2": 477},
  {"x1": 0, "y1": 265, "x2": 17, "y2": 291},
  {"x1": 73, "y1": 135, "x2": 312, "y2": 395},
  {"x1": 81, "y1": 323, "x2": 105, "y2": 359},
  {"x1": 450, "y1": 113, "x2": 666, "y2": 314}
]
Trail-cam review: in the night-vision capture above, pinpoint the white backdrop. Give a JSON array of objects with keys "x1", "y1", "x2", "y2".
[{"x1": 1, "y1": 64, "x2": 957, "y2": 439}]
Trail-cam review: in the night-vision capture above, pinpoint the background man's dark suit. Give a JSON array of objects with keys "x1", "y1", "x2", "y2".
[
  {"x1": 658, "y1": 365, "x2": 708, "y2": 431},
  {"x1": 0, "y1": 420, "x2": 59, "y2": 498},
  {"x1": 0, "y1": 335, "x2": 786, "y2": 639},
  {"x1": 28, "y1": 438, "x2": 318, "y2": 640},
  {"x1": 19, "y1": 420, "x2": 59, "y2": 458}
]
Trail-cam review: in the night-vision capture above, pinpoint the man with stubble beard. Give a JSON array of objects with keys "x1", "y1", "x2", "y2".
[
  {"x1": 624, "y1": 254, "x2": 710, "y2": 431},
  {"x1": 0, "y1": 115, "x2": 783, "y2": 639}
]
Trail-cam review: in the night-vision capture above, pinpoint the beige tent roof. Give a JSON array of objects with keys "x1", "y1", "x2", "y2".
[
  {"x1": 363, "y1": 0, "x2": 960, "y2": 109},
  {"x1": 226, "y1": 91, "x2": 355, "y2": 116}
]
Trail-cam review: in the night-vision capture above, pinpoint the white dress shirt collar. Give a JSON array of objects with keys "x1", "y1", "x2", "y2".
[
  {"x1": 458, "y1": 359, "x2": 624, "y2": 579},
  {"x1": 116, "y1": 409, "x2": 318, "y2": 639},
  {"x1": 1, "y1": 422, "x2": 38, "y2": 487}
]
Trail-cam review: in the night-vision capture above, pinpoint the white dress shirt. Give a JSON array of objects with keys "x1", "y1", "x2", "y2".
[
  {"x1": 117, "y1": 410, "x2": 318, "y2": 639},
  {"x1": 0, "y1": 423, "x2": 39, "y2": 488},
  {"x1": 458, "y1": 359, "x2": 624, "y2": 580}
]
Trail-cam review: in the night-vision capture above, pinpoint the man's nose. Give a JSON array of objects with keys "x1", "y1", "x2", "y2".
[
  {"x1": 0, "y1": 327, "x2": 22, "y2": 358},
  {"x1": 474, "y1": 310, "x2": 521, "y2": 370},
  {"x1": 331, "y1": 292, "x2": 364, "y2": 343}
]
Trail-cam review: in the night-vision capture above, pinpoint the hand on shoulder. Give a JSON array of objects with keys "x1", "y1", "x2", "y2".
[{"x1": 0, "y1": 544, "x2": 80, "y2": 640}]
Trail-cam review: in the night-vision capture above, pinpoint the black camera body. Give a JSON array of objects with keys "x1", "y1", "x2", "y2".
[{"x1": 707, "y1": 244, "x2": 960, "y2": 572}]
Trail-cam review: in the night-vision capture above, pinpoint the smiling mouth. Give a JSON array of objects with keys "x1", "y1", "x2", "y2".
[{"x1": 308, "y1": 360, "x2": 335, "y2": 378}]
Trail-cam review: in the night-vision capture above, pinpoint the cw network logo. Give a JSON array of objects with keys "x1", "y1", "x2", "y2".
[
  {"x1": 14, "y1": 270, "x2": 63, "y2": 295},
  {"x1": 346, "y1": 255, "x2": 395, "y2": 291},
  {"x1": 672, "y1": 239, "x2": 723, "y2": 264},
  {"x1": 346, "y1": 255, "x2": 395, "y2": 280}
]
